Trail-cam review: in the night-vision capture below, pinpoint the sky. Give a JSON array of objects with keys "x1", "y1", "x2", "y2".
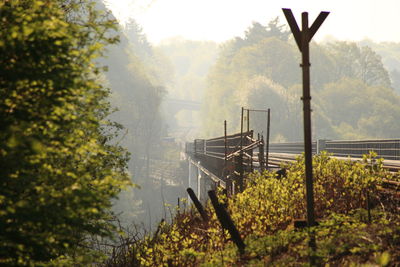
[{"x1": 105, "y1": 0, "x2": 400, "y2": 44}]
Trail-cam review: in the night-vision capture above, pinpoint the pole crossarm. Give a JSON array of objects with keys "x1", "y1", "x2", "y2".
[
  {"x1": 309, "y1": 12, "x2": 329, "y2": 40},
  {"x1": 282, "y1": 8, "x2": 302, "y2": 50},
  {"x1": 282, "y1": 8, "x2": 330, "y2": 51}
]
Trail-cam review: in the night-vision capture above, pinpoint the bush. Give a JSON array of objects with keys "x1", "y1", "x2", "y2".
[
  {"x1": 0, "y1": 1, "x2": 130, "y2": 265},
  {"x1": 106, "y1": 152, "x2": 397, "y2": 266}
]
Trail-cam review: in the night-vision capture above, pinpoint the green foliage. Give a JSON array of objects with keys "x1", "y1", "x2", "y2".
[
  {"x1": 319, "y1": 77, "x2": 400, "y2": 138},
  {"x1": 93, "y1": 5, "x2": 172, "y2": 227},
  {"x1": 108, "y1": 153, "x2": 399, "y2": 266},
  {"x1": 202, "y1": 18, "x2": 400, "y2": 140},
  {"x1": 327, "y1": 42, "x2": 391, "y2": 88},
  {"x1": 230, "y1": 152, "x2": 390, "y2": 237},
  {"x1": 0, "y1": 0, "x2": 130, "y2": 265}
]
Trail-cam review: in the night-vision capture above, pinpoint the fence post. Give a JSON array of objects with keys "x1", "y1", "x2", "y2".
[
  {"x1": 259, "y1": 135, "x2": 265, "y2": 172},
  {"x1": 239, "y1": 154, "x2": 244, "y2": 192},
  {"x1": 187, "y1": 188, "x2": 208, "y2": 222},
  {"x1": 224, "y1": 120, "x2": 227, "y2": 164},
  {"x1": 240, "y1": 107, "x2": 244, "y2": 192},
  {"x1": 250, "y1": 130, "x2": 254, "y2": 172},
  {"x1": 240, "y1": 107, "x2": 244, "y2": 151},
  {"x1": 247, "y1": 108, "x2": 250, "y2": 133},
  {"x1": 208, "y1": 190, "x2": 245, "y2": 254}
]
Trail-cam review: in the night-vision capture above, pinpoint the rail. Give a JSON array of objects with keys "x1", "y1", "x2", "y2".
[
  {"x1": 186, "y1": 130, "x2": 266, "y2": 194},
  {"x1": 269, "y1": 139, "x2": 400, "y2": 160}
]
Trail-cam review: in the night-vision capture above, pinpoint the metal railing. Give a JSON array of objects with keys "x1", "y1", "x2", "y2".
[
  {"x1": 325, "y1": 139, "x2": 400, "y2": 160},
  {"x1": 186, "y1": 131, "x2": 254, "y2": 159},
  {"x1": 269, "y1": 141, "x2": 317, "y2": 155},
  {"x1": 269, "y1": 139, "x2": 400, "y2": 160}
]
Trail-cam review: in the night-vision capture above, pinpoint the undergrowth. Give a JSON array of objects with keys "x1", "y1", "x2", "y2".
[{"x1": 101, "y1": 152, "x2": 400, "y2": 266}]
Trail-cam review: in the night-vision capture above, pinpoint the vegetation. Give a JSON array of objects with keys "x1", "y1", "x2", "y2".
[
  {"x1": 2, "y1": 1, "x2": 400, "y2": 266},
  {"x1": 96, "y1": 2, "x2": 178, "y2": 228},
  {"x1": 0, "y1": 0, "x2": 131, "y2": 265},
  {"x1": 203, "y1": 18, "x2": 400, "y2": 141},
  {"x1": 103, "y1": 152, "x2": 400, "y2": 266}
]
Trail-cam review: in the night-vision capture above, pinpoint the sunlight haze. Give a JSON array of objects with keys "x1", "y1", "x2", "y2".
[{"x1": 105, "y1": 0, "x2": 400, "y2": 44}]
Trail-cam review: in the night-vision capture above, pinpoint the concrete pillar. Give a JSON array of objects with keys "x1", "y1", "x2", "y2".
[
  {"x1": 188, "y1": 158, "x2": 192, "y2": 205},
  {"x1": 197, "y1": 162, "x2": 201, "y2": 201}
]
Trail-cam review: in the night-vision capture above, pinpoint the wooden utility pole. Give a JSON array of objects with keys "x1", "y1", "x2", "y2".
[
  {"x1": 282, "y1": 8, "x2": 329, "y2": 228},
  {"x1": 224, "y1": 120, "x2": 227, "y2": 163},
  {"x1": 247, "y1": 109, "x2": 250, "y2": 133},
  {"x1": 240, "y1": 107, "x2": 244, "y2": 151},
  {"x1": 239, "y1": 107, "x2": 244, "y2": 192}
]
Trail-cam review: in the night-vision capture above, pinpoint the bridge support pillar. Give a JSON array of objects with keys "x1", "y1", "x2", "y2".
[
  {"x1": 197, "y1": 161, "x2": 202, "y2": 202},
  {"x1": 188, "y1": 158, "x2": 192, "y2": 205}
]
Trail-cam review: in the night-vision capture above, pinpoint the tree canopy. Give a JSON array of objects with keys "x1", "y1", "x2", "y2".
[
  {"x1": 0, "y1": 0, "x2": 130, "y2": 265},
  {"x1": 202, "y1": 18, "x2": 400, "y2": 141}
]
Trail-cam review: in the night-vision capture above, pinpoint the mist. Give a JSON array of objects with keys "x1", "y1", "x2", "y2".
[
  {"x1": 96, "y1": 0, "x2": 400, "y2": 232},
  {"x1": 4, "y1": 0, "x2": 400, "y2": 265}
]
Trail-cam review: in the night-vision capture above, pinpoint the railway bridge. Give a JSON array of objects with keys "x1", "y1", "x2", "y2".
[{"x1": 185, "y1": 132, "x2": 400, "y2": 203}]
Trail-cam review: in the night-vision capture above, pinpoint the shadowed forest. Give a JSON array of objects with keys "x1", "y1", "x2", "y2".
[{"x1": 1, "y1": 0, "x2": 399, "y2": 266}]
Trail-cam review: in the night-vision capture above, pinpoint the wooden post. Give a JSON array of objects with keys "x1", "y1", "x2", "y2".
[
  {"x1": 247, "y1": 108, "x2": 250, "y2": 133},
  {"x1": 240, "y1": 107, "x2": 244, "y2": 192},
  {"x1": 187, "y1": 188, "x2": 208, "y2": 222},
  {"x1": 250, "y1": 130, "x2": 253, "y2": 172},
  {"x1": 208, "y1": 190, "x2": 245, "y2": 254},
  {"x1": 259, "y1": 135, "x2": 265, "y2": 172},
  {"x1": 239, "y1": 154, "x2": 244, "y2": 192},
  {"x1": 301, "y1": 11, "x2": 315, "y2": 228},
  {"x1": 224, "y1": 120, "x2": 227, "y2": 163},
  {"x1": 283, "y1": 8, "x2": 329, "y2": 265},
  {"x1": 240, "y1": 107, "x2": 244, "y2": 151},
  {"x1": 282, "y1": 8, "x2": 329, "y2": 228}
]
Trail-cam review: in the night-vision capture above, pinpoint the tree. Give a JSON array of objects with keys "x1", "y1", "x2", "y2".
[
  {"x1": 327, "y1": 42, "x2": 391, "y2": 88},
  {"x1": 317, "y1": 78, "x2": 400, "y2": 139},
  {"x1": 124, "y1": 18, "x2": 153, "y2": 60},
  {"x1": 237, "y1": 76, "x2": 301, "y2": 141},
  {"x1": 390, "y1": 68, "x2": 400, "y2": 93},
  {"x1": 0, "y1": 0, "x2": 130, "y2": 265}
]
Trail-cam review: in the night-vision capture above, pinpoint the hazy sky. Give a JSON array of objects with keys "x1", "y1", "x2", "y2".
[{"x1": 105, "y1": 0, "x2": 400, "y2": 44}]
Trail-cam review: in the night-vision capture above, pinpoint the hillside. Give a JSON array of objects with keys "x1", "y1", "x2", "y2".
[{"x1": 102, "y1": 152, "x2": 400, "y2": 266}]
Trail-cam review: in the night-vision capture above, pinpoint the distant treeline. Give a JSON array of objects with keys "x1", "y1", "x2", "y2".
[{"x1": 202, "y1": 18, "x2": 400, "y2": 141}]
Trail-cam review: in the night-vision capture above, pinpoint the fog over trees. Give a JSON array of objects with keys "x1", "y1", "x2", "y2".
[
  {"x1": 2, "y1": 0, "x2": 400, "y2": 264},
  {"x1": 202, "y1": 18, "x2": 400, "y2": 141}
]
